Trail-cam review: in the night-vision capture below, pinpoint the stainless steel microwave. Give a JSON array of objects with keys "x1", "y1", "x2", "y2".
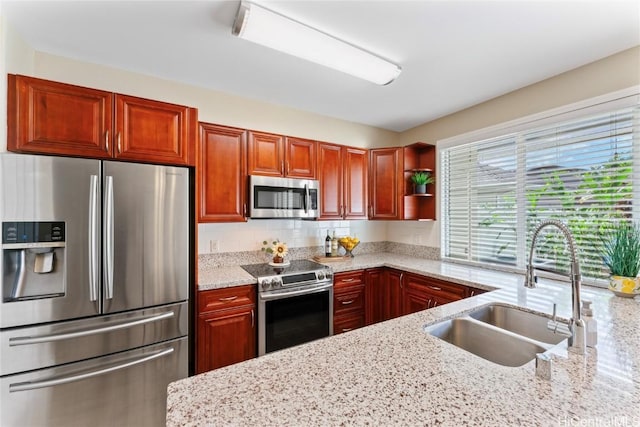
[{"x1": 249, "y1": 175, "x2": 319, "y2": 219}]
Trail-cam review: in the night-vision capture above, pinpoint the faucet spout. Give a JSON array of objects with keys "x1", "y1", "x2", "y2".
[{"x1": 525, "y1": 219, "x2": 585, "y2": 355}]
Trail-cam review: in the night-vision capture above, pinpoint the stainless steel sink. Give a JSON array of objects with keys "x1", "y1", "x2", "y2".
[
  {"x1": 468, "y1": 303, "x2": 571, "y2": 345},
  {"x1": 425, "y1": 303, "x2": 570, "y2": 367},
  {"x1": 426, "y1": 317, "x2": 548, "y2": 367}
]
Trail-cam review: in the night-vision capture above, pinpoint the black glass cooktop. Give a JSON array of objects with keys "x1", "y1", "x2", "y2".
[{"x1": 241, "y1": 259, "x2": 328, "y2": 278}]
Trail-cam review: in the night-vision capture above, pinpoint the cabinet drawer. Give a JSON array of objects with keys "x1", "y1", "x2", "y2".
[
  {"x1": 405, "y1": 274, "x2": 466, "y2": 301},
  {"x1": 334, "y1": 270, "x2": 365, "y2": 290},
  {"x1": 334, "y1": 284, "x2": 365, "y2": 317},
  {"x1": 334, "y1": 313, "x2": 365, "y2": 335},
  {"x1": 198, "y1": 285, "x2": 256, "y2": 313}
]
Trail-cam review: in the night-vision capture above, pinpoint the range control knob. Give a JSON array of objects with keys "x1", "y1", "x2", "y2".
[
  {"x1": 270, "y1": 279, "x2": 281, "y2": 289},
  {"x1": 261, "y1": 279, "x2": 271, "y2": 290},
  {"x1": 317, "y1": 271, "x2": 325, "y2": 280}
]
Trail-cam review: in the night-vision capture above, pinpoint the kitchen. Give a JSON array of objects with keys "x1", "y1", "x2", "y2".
[{"x1": 1, "y1": 1, "x2": 639, "y2": 426}]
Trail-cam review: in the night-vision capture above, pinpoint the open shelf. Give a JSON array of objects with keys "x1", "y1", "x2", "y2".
[{"x1": 403, "y1": 142, "x2": 436, "y2": 220}]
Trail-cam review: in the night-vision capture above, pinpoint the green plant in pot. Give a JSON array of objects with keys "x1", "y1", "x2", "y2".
[
  {"x1": 601, "y1": 221, "x2": 640, "y2": 297},
  {"x1": 411, "y1": 171, "x2": 434, "y2": 194}
]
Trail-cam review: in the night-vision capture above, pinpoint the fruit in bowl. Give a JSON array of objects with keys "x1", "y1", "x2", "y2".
[{"x1": 338, "y1": 236, "x2": 360, "y2": 257}]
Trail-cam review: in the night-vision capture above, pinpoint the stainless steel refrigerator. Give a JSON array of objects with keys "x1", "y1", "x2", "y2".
[{"x1": 0, "y1": 153, "x2": 191, "y2": 426}]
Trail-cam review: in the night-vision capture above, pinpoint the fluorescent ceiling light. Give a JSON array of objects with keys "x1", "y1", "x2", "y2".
[{"x1": 232, "y1": 2, "x2": 402, "y2": 85}]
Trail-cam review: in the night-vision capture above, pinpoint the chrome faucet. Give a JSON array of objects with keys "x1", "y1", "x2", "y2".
[{"x1": 525, "y1": 219, "x2": 586, "y2": 355}]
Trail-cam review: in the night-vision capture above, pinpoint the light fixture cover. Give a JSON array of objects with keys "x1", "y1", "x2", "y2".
[{"x1": 232, "y1": 2, "x2": 401, "y2": 85}]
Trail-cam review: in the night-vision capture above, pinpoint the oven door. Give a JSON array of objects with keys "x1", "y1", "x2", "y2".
[{"x1": 258, "y1": 283, "x2": 333, "y2": 356}]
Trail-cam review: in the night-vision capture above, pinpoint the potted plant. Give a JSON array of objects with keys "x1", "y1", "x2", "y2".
[
  {"x1": 262, "y1": 239, "x2": 289, "y2": 265},
  {"x1": 601, "y1": 221, "x2": 640, "y2": 297},
  {"x1": 411, "y1": 171, "x2": 434, "y2": 194}
]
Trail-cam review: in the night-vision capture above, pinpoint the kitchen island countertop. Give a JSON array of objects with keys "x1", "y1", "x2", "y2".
[{"x1": 173, "y1": 253, "x2": 640, "y2": 426}]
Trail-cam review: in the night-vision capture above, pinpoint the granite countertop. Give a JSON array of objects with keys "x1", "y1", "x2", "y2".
[{"x1": 173, "y1": 253, "x2": 640, "y2": 426}]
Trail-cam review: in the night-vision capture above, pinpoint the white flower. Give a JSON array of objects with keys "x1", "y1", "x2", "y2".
[{"x1": 272, "y1": 242, "x2": 288, "y2": 258}]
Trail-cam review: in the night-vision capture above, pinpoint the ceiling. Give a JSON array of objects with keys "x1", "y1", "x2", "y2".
[{"x1": 2, "y1": 1, "x2": 639, "y2": 132}]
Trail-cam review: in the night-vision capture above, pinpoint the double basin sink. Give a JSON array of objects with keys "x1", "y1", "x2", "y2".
[{"x1": 425, "y1": 303, "x2": 571, "y2": 367}]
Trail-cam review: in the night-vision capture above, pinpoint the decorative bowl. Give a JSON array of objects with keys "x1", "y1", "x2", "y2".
[
  {"x1": 338, "y1": 237, "x2": 360, "y2": 258},
  {"x1": 609, "y1": 276, "x2": 640, "y2": 298}
]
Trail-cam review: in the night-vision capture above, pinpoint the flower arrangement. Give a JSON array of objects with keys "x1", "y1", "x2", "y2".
[{"x1": 262, "y1": 239, "x2": 289, "y2": 262}]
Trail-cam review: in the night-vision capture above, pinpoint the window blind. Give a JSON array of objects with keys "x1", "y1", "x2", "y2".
[{"x1": 442, "y1": 105, "x2": 640, "y2": 283}]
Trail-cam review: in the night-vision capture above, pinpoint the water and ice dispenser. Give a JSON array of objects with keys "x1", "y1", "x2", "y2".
[{"x1": 2, "y1": 221, "x2": 66, "y2": 301}]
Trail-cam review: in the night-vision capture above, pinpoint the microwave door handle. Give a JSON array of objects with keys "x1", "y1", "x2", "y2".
[{"x1": 304, "y1": 184, "x2": 309, "y2": 214}]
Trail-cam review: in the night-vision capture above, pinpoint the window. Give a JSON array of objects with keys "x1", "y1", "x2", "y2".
[{"x1": 441, "y1": 99, "x2": 640, "y2": 285}]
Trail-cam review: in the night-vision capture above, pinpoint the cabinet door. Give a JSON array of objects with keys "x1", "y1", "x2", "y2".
[
  {"x1": 7, "y1": 74, "x2": 113, "y2": 158},
  {"x1": 196, "y1": 306, "x2": 256, "y2": 373},
  {"x1": 114, "y1": 95, "x2": 196, "y2": 166},
  {"x1": 369, "y1": 148, "x2": 402, "y2": 219},
  {"x1": 344, "y1": 147, "x2": 368, "y2": 219},
  {"x1": 386, "y1": 269, "x2": 404, "y2": 320},
  {"x1": 285, "y1": 137, "x2": 316, "y2": 178},
  {"x1": 198, "y1": 123, "x2": 247, "y2": 222},
  {"x1": 247, "y1": 131, "x2": 284, "y2": 176},
  {"x1": 364, "y1": 268, "x2": 384, "y2": 325},
  {"x1": 196, "y1": 285, "x2": 256, "y2": 373},
  {"x1": 403, "y1": 273, "x2": 465, "y2": 315},
  {"x1": 318, "y1": 142, "x2": 343, "y2": 219}
]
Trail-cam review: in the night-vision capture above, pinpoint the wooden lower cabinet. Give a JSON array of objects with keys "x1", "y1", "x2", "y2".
[
  {"x1": 333, "y1": 271, "x2": 365, "y2": 335},
  {"x1": 364, "y1": 268, "x2": 402, "y2": 325},
  {"x1": 402, "y1": 273, "x2": 466, "y2": 315},
  {"x1": 196, "y1": 285, "x2": 256, "y2": 373}
]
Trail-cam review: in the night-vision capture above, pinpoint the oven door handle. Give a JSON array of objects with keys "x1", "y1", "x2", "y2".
[{"x1": 260, "y1": 282, "x2": 332, "y2": 301}]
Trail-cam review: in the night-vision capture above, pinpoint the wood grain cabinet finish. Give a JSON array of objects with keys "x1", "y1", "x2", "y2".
[
  {"x1": 7, "y1": 74, "x2": 113, "y2": 158},
  {"x1": 196, "y1": 285, "x2": 256, "y2": 373},
  {"x1": 285, "y1": 137, "x2": 316, "y2": 178},
  {"x1": 7, "y1": 74, "x2": 196, "y2": 166},
  {"x1": 247, "y1": 132, "x2": 316, "y2": 178},
  {"x1": 113, "y1": 94, "x2": 196, "y2": 165},
  {"x1": 402, "y1": 142, "x2": 436, "y2": 220},
  {"x1": 402, "y1": 273, "x2": 466, "y2": 315},
  {"x1": 365, "y1": 268, "x2": 403, "y2": 325},
  {"x1": 369, "y1": 147, "x2": 403, "y2": 219},
  {"x1": 318, "y1": 142, "x2": 367, "y2": 219},
  {"x1": 198, "y1": 123, "x2": 247, "y2": 222},
  {"x1": 333, "y1": 270, "x2": 366, "y2": 334}
]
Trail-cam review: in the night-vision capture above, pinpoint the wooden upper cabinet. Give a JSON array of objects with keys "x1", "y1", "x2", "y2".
[
  {"x1": 344, "y1": 147, "x2": 368, "y2": 219},
  {"x1": 369, "y1": 147, "x2": 402, "y2": 220},
  {"x1": 402, "y1": 142, "x2": 436, "y2": 220},
  {"x1": 318, "y1": 143, "x2": 367, "y2": 220},
  {"x1": 318, "y1": 142, "x2": 343, "y2": 219},
  {"x1": 7, "y1": 74, "x2": 113, "y2": 158},
  {"x1": 114, "y1": 95, "x2": 196, "y2": 165},
  {"x1": 198, "y1": 123, "x2": 247, "y2": 222},
  {"x1": 247, "y1": 131, "x2": 284, "y2": 176},
  {"x1": 7, "y1": 75, "x2": 196, "y2": 166},
  {"x1": 247, "y1": 132, "x2": 316, "y2": 178},
  {"x1": 285, "y1": 137, "x2": 316, "y2": 178}
]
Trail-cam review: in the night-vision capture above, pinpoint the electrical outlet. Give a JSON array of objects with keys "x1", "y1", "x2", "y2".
[{"x1": 209, "y1": 240, "x2": 219, "y2": 253}]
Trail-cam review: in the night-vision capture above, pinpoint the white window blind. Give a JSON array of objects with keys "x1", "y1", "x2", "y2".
[{"x1": 442, "y1": 105, "x2": 640, "y2": 283}]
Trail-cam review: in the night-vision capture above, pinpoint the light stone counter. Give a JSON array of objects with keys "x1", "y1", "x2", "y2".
[{"x1": 179, "y1": 253, "x2": 640, "y2": 426}]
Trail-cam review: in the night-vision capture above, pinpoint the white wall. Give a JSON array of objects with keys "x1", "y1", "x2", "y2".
[
  {"x1": 197, "y1": 219, "x2": 387, "y2": 254},
  {"x1": 0, "y1": 13, "x2": 35, "y2": 152}
]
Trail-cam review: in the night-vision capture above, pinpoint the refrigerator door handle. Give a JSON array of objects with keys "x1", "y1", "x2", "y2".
[
  {"x1": 8, "y1": 348, "x2": 174, "y2": 392},
  {"x1": 88, "y1": 175, "x2": 100, "y2": 302},
  {"x1": 8, "y1": 311, "x2": 175, "y2": 346},
  {"x1": 104, "y1": 175, "x2": 114, "y2": 300}
]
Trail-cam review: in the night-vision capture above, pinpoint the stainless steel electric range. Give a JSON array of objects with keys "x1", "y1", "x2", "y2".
[{"x1": 241, "y1": 259, "x2": 333, "y2": 356}]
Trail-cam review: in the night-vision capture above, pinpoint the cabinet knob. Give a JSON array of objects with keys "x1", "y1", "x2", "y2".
[
  {"x1": 105, "y1": 130, "x2": 110, "y2": 152},
  {"x1": 117, "y1": 132, "x2": 122, "y2": 153},
  {"x1": 341, "y1": 299, "x2": 355, "y2": 305}
]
